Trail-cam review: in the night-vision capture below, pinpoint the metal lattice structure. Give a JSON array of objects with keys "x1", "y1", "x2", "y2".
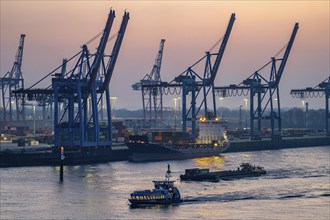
[
  {"x1": 0, "y1": 34, "x2": 26, "y2": 122},
  {"x1": 214, "y1": 23, "x2": 299, "y2": 139},
  {"x1": 132, "y1": 39, "x2": 166, "y2": 127},
  {"x1": 51, "y1": 10, "x2": 129, "y2": 149},
  {"x1": 141, "y1": 13, "x2": 235, "y2": 140},
  {"x1": 290, "y1": 76, "x2": 330, "y2": 133}
]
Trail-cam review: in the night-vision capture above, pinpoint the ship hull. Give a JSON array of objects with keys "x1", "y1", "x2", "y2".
[
  {"x1": 127, "y1": 142, "x2": 229, "y2": 162},
  {"x1": 180, "y1": 170, "x2": 266, "y2": 181},
  {"x1": 212, "y1": 170, "x2": 266, "y2": 180},
  {"x1": 129, "y1": 199, "x2": 182, "y2": 206}
]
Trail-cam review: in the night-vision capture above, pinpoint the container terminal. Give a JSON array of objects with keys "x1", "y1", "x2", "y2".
[
  {"x1": 0, "y1": 10, "x2": 329, "y2": 167},
  {"x1": 1, "y1": 130, "x2": 329, "y2": 167}
]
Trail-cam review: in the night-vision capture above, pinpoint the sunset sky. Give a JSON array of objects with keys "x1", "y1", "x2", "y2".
[{"x1": 1, "y1": 1, "x2": 329, "y2": 110}]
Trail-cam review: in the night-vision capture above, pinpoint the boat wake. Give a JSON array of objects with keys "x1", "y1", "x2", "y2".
[
  {"x1": 182, "y1": 194, "x2": 258, "y2": 203},
  {"x1": 181, "y1": 190, "x2": 329, "y2": 204},
  {"x1": 264, "y1": 168, "x2": 328, "y2": 180}
]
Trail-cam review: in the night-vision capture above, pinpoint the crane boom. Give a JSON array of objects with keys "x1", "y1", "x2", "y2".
[
  {"x1": 209, "y1": 13, "x2": 235, "y2": 84},
  {"x1": 101, "y1": 11, "x2": 129, "y2": 92},
  {"x1": 87, "y1": 10, "x2": 115, "y2": 92},
  {"x1": 131, "y1": 39, "x2": 166, "y2": 90},
  {"x1": 275, "y1": 22, "x2": 299, "y2": 86},
  {"x1": 4, "y1": 34, "x2": 26, "y2": 80},
  {"x1": 13, "y1": 34, "x2": 26, "y2": 79},
  {"x1": 152, "y1": 39, "x2": 165, "y2": 82}
]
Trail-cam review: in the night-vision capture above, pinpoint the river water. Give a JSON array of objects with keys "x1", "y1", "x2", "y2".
[{"x1": 1, "y1": 146, "x2": 329, "y2": 219}]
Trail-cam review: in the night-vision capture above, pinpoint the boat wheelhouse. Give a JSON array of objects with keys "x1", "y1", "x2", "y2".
[{"x1": 129, "y1": 164, "x2": 182, "y2": 206}]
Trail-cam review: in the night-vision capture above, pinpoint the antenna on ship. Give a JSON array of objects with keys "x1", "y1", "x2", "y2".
[{"x1": 165, "y1": 164, "x2": 172, "y2": 182}]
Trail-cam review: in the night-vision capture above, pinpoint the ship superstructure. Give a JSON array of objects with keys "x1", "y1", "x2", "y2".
[{"x1": 196, "y1": 117, "x2": 228, "y2": 146}]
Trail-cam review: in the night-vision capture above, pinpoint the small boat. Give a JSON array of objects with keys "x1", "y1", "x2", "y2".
[
  {"x1": 180, "y1": 163, "x2": 266, "y2": 181},
  {"x1": 129, "y1": 164, "x2": 182, "y2": 206}
]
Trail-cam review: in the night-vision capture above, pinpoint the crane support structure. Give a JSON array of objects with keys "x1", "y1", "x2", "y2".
[
  {"x1": 12, "y1": 59, "x2": 67, "y2": 121},
  {"x1": 0, "y1": 34, "x2": 26, "y2": 123},
  {"x1": 50, "y1": 10, "x2": 129, "y2": 150},
  {"x1": 173, "y1": 13, "x2": 235, "y2": 139},
  {"x1": 132, "y1": 39, "x2": 166, "y2": 128},
  {"x1": 139, "y1": 13, "x2": 235, "y2": 139},
  {"x1": 215, "y1": 23, "x2": 299, "y2": 139},
  {"x1": 290, "y1": 76, "x2": 330, "y2": 134}
]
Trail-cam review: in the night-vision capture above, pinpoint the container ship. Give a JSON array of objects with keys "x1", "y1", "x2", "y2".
[{"x1": 127, "y1": 117, "x2": 230, "y2": 162}]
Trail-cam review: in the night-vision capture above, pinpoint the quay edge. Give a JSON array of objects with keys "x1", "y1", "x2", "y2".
[
  {"x1": 225, "y1": 136, "x2": 330, "y2": 153},
  {"x1": 0, "y1": 136, "x2": 329, "y2": 168}
]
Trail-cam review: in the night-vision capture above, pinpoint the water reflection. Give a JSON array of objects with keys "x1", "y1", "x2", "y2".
[
  {"x1": 2, "y1": 147, "x2": 329, "y2": 219},
  {"x1": 52, "y1": 164, "x2": 118, "y2": 191},
  {"x1": 192, "y1": 156, "x2": 225, "y2": 169}
]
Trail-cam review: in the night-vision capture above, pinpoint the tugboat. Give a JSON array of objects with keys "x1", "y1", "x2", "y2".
[
  {"x1": 129, "y1": 164, "x2": 182, "y2": 206},
  {"x1": 180, "y1": 163, "x2": 266, "y2": 181}
]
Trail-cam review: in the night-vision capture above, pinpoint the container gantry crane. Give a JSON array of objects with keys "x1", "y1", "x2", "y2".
[
  {"x1": 215, "y1": 23, "x2": 299, "y2": 140},
  {"x1": 142, "y1": 13, "x2": 235, "y2": 140},
  {"x1": 290, "y1": 76, "x2": 330, "y2": 134},
  {"x1": 132, "y1": 39, "x2": 166, "y2": 128},
  {"x1": 174, "y1": 13, "x2": 235, "y2": 139},
  {"x1": 0, "y1": 34, "x2": 26, "y2": 123},
  {"x1": 12, "y1": 58, "x2": 69, "y2": 126},
  {"x1": 51, "y1": 10, "x2": 129, "y2": 150}
]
